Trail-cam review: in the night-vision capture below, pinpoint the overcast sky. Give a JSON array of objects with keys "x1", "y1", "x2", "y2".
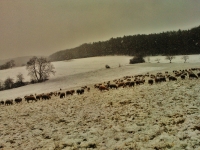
[{"x1": 1, "y1": 0, "x2": 200, "y2": 60}]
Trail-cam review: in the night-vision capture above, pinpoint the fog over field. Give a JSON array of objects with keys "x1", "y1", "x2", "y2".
[{"x1": 0, "y1": 55, "x2": 200, "y2": 100}]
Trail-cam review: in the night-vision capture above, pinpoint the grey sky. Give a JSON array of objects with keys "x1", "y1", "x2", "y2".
[{"x1": 1, "y1": 0, "x2": 200, "y2": 60}]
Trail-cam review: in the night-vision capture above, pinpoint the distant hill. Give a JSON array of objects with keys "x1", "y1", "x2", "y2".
[
  {"x1": 0, "y1": 56, "x2": 46, "y2": 67},
  {"x1": 49, "y1": 25, "x2": 200, "y2": 62}
]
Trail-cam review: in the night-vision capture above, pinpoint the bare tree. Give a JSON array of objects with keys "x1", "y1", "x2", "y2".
[
  {"x1": 9, "y1": 60, "x2": 15, "y2": 68},
  {"x1": 4, "y1": 77, "x2": 14, "y2": 89},
  {"x1": 16, "y1": 73, "x2": 24, "y2": 83},
  {"x1": 181, "y1": 55, "x2": 189, "y2": 63},
  {"x1": 147, "y1": 57, "x2": 151, "y2": 63},
  {"x1": 0, "y1": 80, "x2": 3, "y2": 90},
  {"x1": 165, "y1": 55, "x2": 175, "y2": 63},
  {"x1": 26, "y1": 57, "x2": 56, "y2": 82},
  {"x1": 155, "y1": 58, "x2": 160, "y2": 63}
]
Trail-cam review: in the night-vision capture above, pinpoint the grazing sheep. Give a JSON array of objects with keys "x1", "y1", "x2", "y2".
[
  {"x1": 160, "y1": 77, "x2": 166, "y2": 82},
  {"x1": 15, "y1": 97, "x2": 22, "y2": 104},
  {"x1": 77, "y1": 89, "x2": 84, "y2": 95},
  {"x1": 76, "y1": 89, "x2": 81, "y2": 94},
  {"x1": 80, "y1": 89, "x2": 84, "y2": 94},
  {"x1": 135, "y1": 80, "x2": 144, "y2": 85},
  {"x1": 87, "y1": 87, "x2": 90, "y2": 92},
  {"x1": 99, "y1": 85, "x2": 109, "y2": 91},
  {"x1": 5, "y1": 99, "x2": 13, "y2": 105},
  {"x1": 189, "y1": 73, "x2": 198, "y2": 79},
  {"x1": 155, "y1": 78, "x2": 161, "y2": 83},
  {"x1": 197, "y1": 72, "x2": 200, "y2": 77},
  {"x1": 24, "y1": 96, "x2": 37, "y2": 102},
  {"x1": 109, "y1": 84, "x2": 118, "y2": 89},
  {"x1": 169, "y1": 76, "x2": 177, "y2": 81},
  {"x1": 66, "y1": 90, "x2": 73, "y2": 95},
  {"x1": 54, "y1": 92, "x2": 57, "y2": 96},
  {"x1": 60, "y1": 92, "x2": 65, "y2": 99},
  {"x1": 129, "y1": 81, "x2": 135, "y2": 87},
  {"x1": 118, "y1": 82, "x2": 125, "y2": 88},
  {"x1": 181, "y1": 75, "x2": 185, "y2": 80},
  {"x1": 123, "y1": 82, "x2": 131, "y2": 88},
  {"x1": 148, "y1": 79, "x2": 154, "y2": 85},
  {"x1": 36, "y1": 94, "x2": 42, "y2": 100},
  {"x1": 0, "y1": 100, "x2": 4, "y2": 105},
  {"x1": 42, "y1": 94, "x2": 51, "y2": 100}
]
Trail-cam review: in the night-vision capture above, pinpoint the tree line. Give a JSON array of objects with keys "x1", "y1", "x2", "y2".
[
  {"x1": 0, "y1": 60, "x2": 15, "y2": 70},
  {"x1": 49, "y1": 25, "x2": 200, "y2": 61},
  {"x1": 0, "y1": 57, "x2": 55, "y2": 91}
]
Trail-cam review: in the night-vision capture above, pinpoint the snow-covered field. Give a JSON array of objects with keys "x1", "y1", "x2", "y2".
[
  {"x1": 0, "y1": 55, "x2": 200, "y2": 100},
  {"x1": 0, "y1": 55, "x2": 200, "y2": 149}
]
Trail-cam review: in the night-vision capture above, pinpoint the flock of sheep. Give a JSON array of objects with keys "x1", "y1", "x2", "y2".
[{"x1": 0, "y1": 67, "x2": 200, "y2": 106}]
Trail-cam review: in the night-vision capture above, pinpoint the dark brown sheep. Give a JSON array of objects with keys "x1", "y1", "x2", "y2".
[
  {"x1": 36, "y1": 94, "x2": 42, "y2": 100},
  {"x1": 129, "y1": 81, "x2": 135, "y2": 87},
  {"x1": 66, "y1": 90, "x2": 75, "y2": 95},
  {"x1": 123, "y1": 82, "x2": 130, "y2": 88},
  {"x1": 118, "y1": 82, "x2": 125, "y2": 88},
  {"x1": 76, "y1": 89, "x2": 84, "y2": 94},
  {"x1": 0, "y1": 100, "x2": 4, "y2": 105},
  {"x1": 197, "y1": 72, "x2": 200, "y2": 77},
  {"x1": 169, "y1": 76, "x2": 177, "y2": 81},
  {"x1": 189, "y1": 73, "x2": 198, "y2": 79},
  {"x1": 109, "y1": 84, "x2": 118, "y2": 89},
  {"x1": 60, "y1": 92, "x2": 65, "y2": 98},
  {"x1": 181, "y1": 75, "x2": 185, "y2": 80},
  {"x1": 24, "y1": 96, "x2": 37, "y2": 102},
  {"x1": 42, "y1": 94, "x2": 51, "y2": 100},
  {"x1": 148, "y1": 79, "x2": 154, "y2": 85},
  {"x1": 5, "y1": 99, "x2": 13, "y2": 105},
  {"x1": 15, "y1": 97, "x2": 22, "y2": 104},
  {"x1": 87, "y1": 87, "x2": 90, "y2": 92}
]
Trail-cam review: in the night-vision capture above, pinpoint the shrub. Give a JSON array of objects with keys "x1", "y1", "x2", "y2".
[
  {"x1": 4, "y1": 77, "x2": 14, "y2": 89},
  {"x1": 105, "y1": 65, "x2": 110, "y2": 69},
  {"x1": 129, "y1": 56, "x2": 145, "y2": 64}
]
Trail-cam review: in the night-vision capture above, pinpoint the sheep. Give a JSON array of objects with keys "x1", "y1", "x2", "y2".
[
  {"x1": 77, "y1": 89, "x2": 84, "y2": 95},
  {"x1": 117, "y1": 82, "x2": 125, "y2": 88},
  {"x1": 123, "y1": 82, "x2": 131, "y2": 88},
  {"x1": 181, "y1": 75, "x2": 185, "y2": 80},
  {"x1": 5, "y1": 99, "x2": 13, "y2": 105},
  {"x1": 15, "y1": 97, "x2": 22, "y2": 104},
  {"x1": 169, "y1": 76, "x2": 177, "y2": 81},
  {"x1": 99, "y1": 85, "x2": 109, "y2": 91},
  {"x1": 197, "y1": 72, "x2": 200, "y2": 77},
  {"x1": 87, "y1": 87, "x2": 90, "y2": 92},
  {"x1": 42, "y1": 94, "x2": 51, "y2": 100},
  {"x1": 24, "y1": 96, "x2": 37, "y2": 102},
  {"x1": 189, "y1": 73, "x2": 198, "y2": 79},
  {"x1": 129, "y1": 81, "x2": 135, "y2": 87},
  {"x1": 0, "y1": 100, "x2": 4, "y2": 105},
  {"x1": 148, "y1": 79, "x2": 154, "y2": 85},
  {"x1": 109, "y1": 84, "x2": 118, "y2": 89},
  {"x1": 36, "y1": 94, "x2": 42, "y2": 100},
  {"x1": 66, "y1": 90, "x2": 73, "y2": 95},
  {"x1": 60, "y1": 92, "x2": 65, "y2": 99}
]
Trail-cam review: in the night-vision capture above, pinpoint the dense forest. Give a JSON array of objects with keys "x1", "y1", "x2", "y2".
[{"x1": 49, "y1": 25, "x2": 200, "y2": 61}]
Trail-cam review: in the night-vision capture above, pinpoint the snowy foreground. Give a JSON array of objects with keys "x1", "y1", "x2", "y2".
[
  {"x1": 1, "y1": 75, "x2": 200, "y2": 149},
  {"x1": 0, "y1": 55, "x2": 200, "y2": 149}
]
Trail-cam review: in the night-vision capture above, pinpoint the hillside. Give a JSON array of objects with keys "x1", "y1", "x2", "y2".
[
  {"x1": 49, "y1": 25, "x2": 200, "y2": 62},
  {"x1": 0, "y1": 69, "x2": 200, "y2": 149},
  {"x1": 0, "y1": 56, "x2": 47, "y2": 67},
  {"x1": 1, "y1": 55, "x2": 200, "y2": 100}
]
